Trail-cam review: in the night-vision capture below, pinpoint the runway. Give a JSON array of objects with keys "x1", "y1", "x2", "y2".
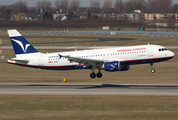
[
  {"x1": 2, "y1": 36, "x2": 136, "y2": 46},
  {"x1": 1, "y1": 83, "x2": 178, "y2": 96}
]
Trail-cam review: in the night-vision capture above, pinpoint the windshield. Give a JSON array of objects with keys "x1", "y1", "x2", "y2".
[{"x1": 159, "y1": 48, "x2": 168, "y2": 51}]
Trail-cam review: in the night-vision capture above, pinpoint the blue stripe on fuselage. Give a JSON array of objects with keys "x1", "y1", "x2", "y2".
[{"x1": 120, "y1": 56, "x2": 174, "y2": 65}]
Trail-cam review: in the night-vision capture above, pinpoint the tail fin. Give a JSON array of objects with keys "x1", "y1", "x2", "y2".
[{"x1": 7, "y1": 29, "x2": 38, "y2": 55}]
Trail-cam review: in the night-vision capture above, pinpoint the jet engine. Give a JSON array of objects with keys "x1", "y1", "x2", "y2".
[
  {"x1": 102, "y1": 61, "x2": 120, "y2": 71},
  {"x1": 102, "y1": 61, "x2": 130, "y2": 72}
]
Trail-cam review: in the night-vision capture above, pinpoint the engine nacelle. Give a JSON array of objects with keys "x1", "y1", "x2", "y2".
[
  {"x1": 103, "y1": 61, "x2": 120, "y2": 71},
  {"x1": 102, "y1": 61, "x2": 130, "y2": 72}
]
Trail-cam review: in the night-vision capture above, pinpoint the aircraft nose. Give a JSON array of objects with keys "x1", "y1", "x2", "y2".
[{"x1": 170, "y1": 51, "x2": 175, "y2": 57}]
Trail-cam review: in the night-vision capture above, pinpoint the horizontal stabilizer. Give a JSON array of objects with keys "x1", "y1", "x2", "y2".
[{"x1": 8, "y1": 58, "x2": 29, "y2": 62}]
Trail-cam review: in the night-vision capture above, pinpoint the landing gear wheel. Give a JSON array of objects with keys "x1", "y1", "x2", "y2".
[
  {"x1": 151, "y1": 69, "x2": 155, "y2": 73},
  {"x1": 90, "y1": 72, "x2": 96, "y2": 79},
  {"x1": 150, "y1": 63, "x2": 155, "y2": 73},
  {"x1": 97, "y1": 72, "x2": 102, "y2": 78}
]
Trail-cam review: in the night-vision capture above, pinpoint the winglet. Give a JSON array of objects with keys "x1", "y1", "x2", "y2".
[{"x1": 7, "y1": 29, "x2": 38, "y2": 55}]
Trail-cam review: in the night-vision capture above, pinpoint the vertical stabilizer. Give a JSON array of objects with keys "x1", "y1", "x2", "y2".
[{"x1": 7, "y1": 29, "x2": 38, "y2": 55}]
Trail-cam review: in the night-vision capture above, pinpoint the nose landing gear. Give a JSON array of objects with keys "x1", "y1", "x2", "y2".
[{"x1": 150, "y1": 63, "x2": 155, "y2": 73}]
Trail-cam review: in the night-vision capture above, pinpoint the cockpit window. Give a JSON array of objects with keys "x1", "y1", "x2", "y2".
[{"x1": 159, "y1": 48, "x2": 168, "y2": 52}]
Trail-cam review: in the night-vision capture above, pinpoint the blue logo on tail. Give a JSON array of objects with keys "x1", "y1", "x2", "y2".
[
  {"x1": 10, "y1": 36, "x2": 38, "y2": 55},
  {"x1": 11, "y1": 39, "x2": 31, "y2": 53}
]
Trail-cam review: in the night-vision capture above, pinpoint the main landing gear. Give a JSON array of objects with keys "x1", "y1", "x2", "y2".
[
  {"x1": 150, "y1": 63, "x2": 155, "y2": 73},
  {"x1": 90, "y1": 69, "x2": 102, "y2": 79}
]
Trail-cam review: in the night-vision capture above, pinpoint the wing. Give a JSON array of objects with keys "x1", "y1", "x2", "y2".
[{"x1": 60, "y1": 54, "x2": 104, "y2": 67}]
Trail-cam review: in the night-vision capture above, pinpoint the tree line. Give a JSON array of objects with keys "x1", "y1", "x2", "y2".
[
  {"x1": 0, "y1": 0, "x2": 178, "y2": 16},
  {"x1": 0, "y1": 0, "x2": 177, "y2": 29},
  {"x1": 0, "y1": 18, "x2": 146, "y2": 30}
]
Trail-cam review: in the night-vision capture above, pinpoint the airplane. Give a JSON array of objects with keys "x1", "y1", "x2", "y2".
[{"x1": 7, "y1": 29, "x2": 175, "y2": 79}]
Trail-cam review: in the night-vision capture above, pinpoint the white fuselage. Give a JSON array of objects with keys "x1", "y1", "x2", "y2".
[{"x1": 7, "y1": 44, "x2": 175, "y2": 70}]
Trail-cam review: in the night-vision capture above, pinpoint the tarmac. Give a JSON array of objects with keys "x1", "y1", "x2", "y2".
[{"x1": 1, "y1": 83, "x2": 178, "y2": 96}]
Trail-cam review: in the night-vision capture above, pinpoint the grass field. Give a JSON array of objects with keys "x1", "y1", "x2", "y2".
[
  {"x1": 0, "y1": 34, "x2": 178, "y2": 120},
  {"x1": 0, "y1": 95, "x2": 178, "y2": 120},
  {"x1": 1, "y1": 33, "x2": 178, "y2": 46},
  {"x1": 0, "y1": 34, "x2": 177, "y2": 83}
]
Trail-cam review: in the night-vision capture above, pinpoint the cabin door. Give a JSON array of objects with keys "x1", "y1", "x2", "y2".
[
  {"x1": 38, "y1": 56, "x2": 43, "y2": 66},
  {"x1": 148, "y1": 46, "x2": 153, "y2": 57}
]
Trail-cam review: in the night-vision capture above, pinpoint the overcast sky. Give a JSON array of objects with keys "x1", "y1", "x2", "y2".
[{"x1": 0, "y1": 0, "x2": 178, "y2": 7}]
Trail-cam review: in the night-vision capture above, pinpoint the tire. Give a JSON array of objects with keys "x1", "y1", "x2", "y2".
[
  {"x1": 97, "y1": 72, "x2": 102, "y2": 78},
  {"x1": 90, "y1": 72, "x2": 96, "y2": 79},
  {"x1": 151, "y1": 69, "x2": 155, "y2": 73}
]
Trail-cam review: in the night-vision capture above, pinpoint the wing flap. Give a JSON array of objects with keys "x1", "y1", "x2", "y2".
[
  {"x1": 61, "y1": 54, "x2": 104, "y2": 66},
  {"x1": 65, "y1": 55, "x2": 103, "y2": 62}
]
